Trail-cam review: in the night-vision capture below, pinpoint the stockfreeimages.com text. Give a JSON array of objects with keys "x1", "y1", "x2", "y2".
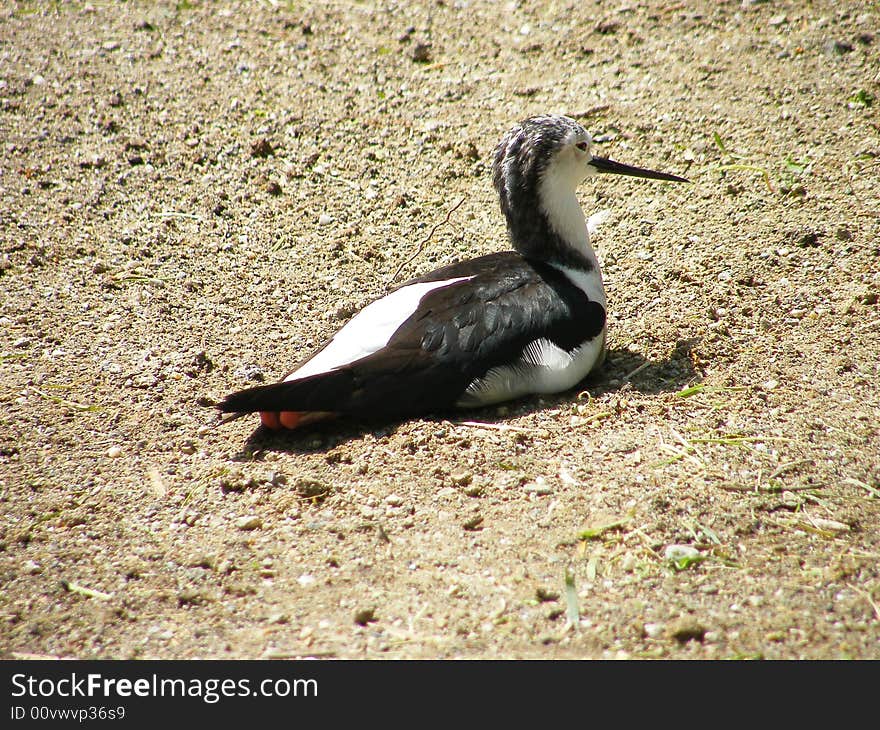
[{"x1": 10, "y1": 673, "x2": 317, "y2": 704}]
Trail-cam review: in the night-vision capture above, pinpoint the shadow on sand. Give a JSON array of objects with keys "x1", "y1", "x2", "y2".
[{"x1": 225, "y1": 338, "x2": 700, "y2": 459}]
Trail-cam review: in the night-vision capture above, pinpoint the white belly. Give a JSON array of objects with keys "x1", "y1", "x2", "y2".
[{"x1": 456, "y1": 328, "x2": 606, "y2": 408}]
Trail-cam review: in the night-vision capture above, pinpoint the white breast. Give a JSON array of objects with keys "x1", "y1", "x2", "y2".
[{"x1": 286, "y1": 276, "x2": 473, "y2": 382}]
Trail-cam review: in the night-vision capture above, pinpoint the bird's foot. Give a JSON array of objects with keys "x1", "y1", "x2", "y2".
[{"x1": 259, "y1": 411, "x2": 335, "y2": 430}]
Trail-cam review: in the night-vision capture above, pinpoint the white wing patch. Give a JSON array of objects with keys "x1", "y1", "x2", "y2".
[
  {"x1": 457, "y1": 332, "x2": 606, "y2": 408},
  {"x1": 285, "y1": 276, "x2": 473, "y2": 382}
]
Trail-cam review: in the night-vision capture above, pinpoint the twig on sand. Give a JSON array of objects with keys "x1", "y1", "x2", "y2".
[
  {"x1": 622, "y1": 361, "x2": 650, "y2": 381},
  {"x1": 454, "y1": 420, "x2": 544, "y2": 434},
  {"x1": 389, "y1": 196, "x2": 466, "y2": 283}
]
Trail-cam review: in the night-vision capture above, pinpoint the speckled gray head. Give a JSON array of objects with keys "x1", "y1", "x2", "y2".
[
  {"x1": 492, "y1": 115, "x2": 591, "y2": 218},
  {"x1": 493, "y1": 114, "x2": 687, "y2": 216},
  {"x1": 491, "y1": 114, "x2": 688, "y2": 271}
]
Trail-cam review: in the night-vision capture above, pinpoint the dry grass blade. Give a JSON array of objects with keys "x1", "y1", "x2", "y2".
[
  {"x1": 849, "y1": 584, "x2": 880, "y2": 621},
  {"x1": 772, "y1": 515, "x2": 848, "y2": 539},
  {"x1": 689, "y1": 435, "x2": 793, "y2": 445},
  {"x1": 842, "y1": 477, "x2": 880, "y2": 499},
  {"x1": 720, "y1": 483, "x2": 825, "y2": 494},
  {"x1": 61, "y1": 580, "x2": 113, "y2": 601},
  {"x1": 769, "y1": 459, "x2": 814, "y2": 480},
  {"x1": 674, "y1": 384, "x2": 749, "y2": 398},
  {"x1": 454, "y1": 420, "x2": 545, "y2": 434},
  {"x1": 34, "y1": 388, "x2": 100, "y2": 412},
  {"x1": 714, "y1": 163, "x2": 775, "y2": 192},
  {"x1": 575, "y1": 411, "x2": 613, "y2": 425},
  {"x1": 653, "y1": 427, "x2": 705, "y2": 468},
  {"x1": 152, "y1": 211, "x2": 204, "y2": 221},
  {"x1": 577, "y1": 514, "x2": 634, "y2": 540},
  {"x1": 111, "y1": 273, "x2": 167, "y2": 286},
  {"x1": 564, "y1": 570, "x2": 579, "y2": 631}
]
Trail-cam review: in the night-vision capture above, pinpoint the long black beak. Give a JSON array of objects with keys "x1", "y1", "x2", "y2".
[{"x1": 590, "y1": 155, "x2": 689, "y2": 183}]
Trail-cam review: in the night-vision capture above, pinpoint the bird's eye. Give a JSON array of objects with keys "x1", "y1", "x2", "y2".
[{"x1": 575, "y1": 141, "x2": 589, "y2": 152}]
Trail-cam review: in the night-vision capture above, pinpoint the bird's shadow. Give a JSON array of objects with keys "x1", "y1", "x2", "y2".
[{"x1": 227, "y1": 338, "x2": 700, "y2": 459}]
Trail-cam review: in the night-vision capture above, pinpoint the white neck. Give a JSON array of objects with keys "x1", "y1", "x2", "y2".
[
  {"x1": 538, "y1": 175, "x2": 605, "y2": 306},
  {"x1": 538, "y1": 159, "x2": 601, "y2": 265}
]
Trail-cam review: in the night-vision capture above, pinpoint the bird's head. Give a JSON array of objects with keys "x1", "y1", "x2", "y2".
[{"x1": 493, "y1": 114, "x2": 688, "y2": 216}]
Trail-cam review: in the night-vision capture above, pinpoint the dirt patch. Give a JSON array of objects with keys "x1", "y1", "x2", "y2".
[{"x1": 2, "y1": 1, "x2": 878, "y2": 659}]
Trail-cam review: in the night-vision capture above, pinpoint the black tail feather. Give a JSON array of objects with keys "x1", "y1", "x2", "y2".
[{"x1": 218, "y1": 370, "x2": 356, "y2": 414}]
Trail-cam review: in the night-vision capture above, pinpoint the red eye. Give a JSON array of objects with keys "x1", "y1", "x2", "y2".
[{"x1": 576, "y1": 141, "x2": 588, "y2": 152}]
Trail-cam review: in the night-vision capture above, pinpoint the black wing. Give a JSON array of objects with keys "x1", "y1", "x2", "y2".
[{"x1": 218, "y1": 252, "x2": 605, "y2": 418}]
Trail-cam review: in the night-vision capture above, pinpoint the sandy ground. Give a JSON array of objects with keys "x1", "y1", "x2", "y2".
[{"x1": 1, "y1": 0, "x2": 879, "y2": 659}]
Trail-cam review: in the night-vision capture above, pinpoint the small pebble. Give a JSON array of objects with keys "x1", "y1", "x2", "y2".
[
  {"x1": 824, "y1": 39, "x2": 853, "y2": 55},
  {"x1": 664, "y1": 544, "x2": 701, "y2": 562},
  {"x1": 177, "y1": 589, "x2": 206, "y2": 606},
  {"x1": 264, "y1": 471, "x2": 287, "y2": 487},
  {"x1": 318, "y1": 213, "x2": 334, "y2": 226},
  {"x1": 463, "y1": 515, "x2": 484, "y2": 531},
  {"x1": 251, "y1": 138, "x2": 274, "y2": 158},
  {"x1": 535, "y1": 587, "x2": 559, "y2": 603},
  {"x1": 523, "y1": 477, "x2": 553, "y2": 495},
  {"x1": 410, "y1": 42, "x2": 431, "y2": 62},
  {"x1": 234, "y1": 364, "x2": 265, "y2": 382},
  {"x1": 354, "y1": 607, "x2": 377, "y2": 625},
  {"x1": 107, "y1": 446, "x2": 123, "y2": 458},
  {"x1": 667, "y1": 617, "x2": 707, "y2": 644},
  {"x1": 295, "y1": 478, "x2": 328, "y2": 499},
  {"x1": 808, "y1": 517, "x2": 850, "y2": 533},
  {"x1": 235, "y1": 515, "x2": 263, "y2": 531}
]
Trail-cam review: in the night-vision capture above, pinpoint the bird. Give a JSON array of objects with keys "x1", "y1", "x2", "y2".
[{"x1": 217, "y1": 114, "x2": 687, "y2": 431}]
